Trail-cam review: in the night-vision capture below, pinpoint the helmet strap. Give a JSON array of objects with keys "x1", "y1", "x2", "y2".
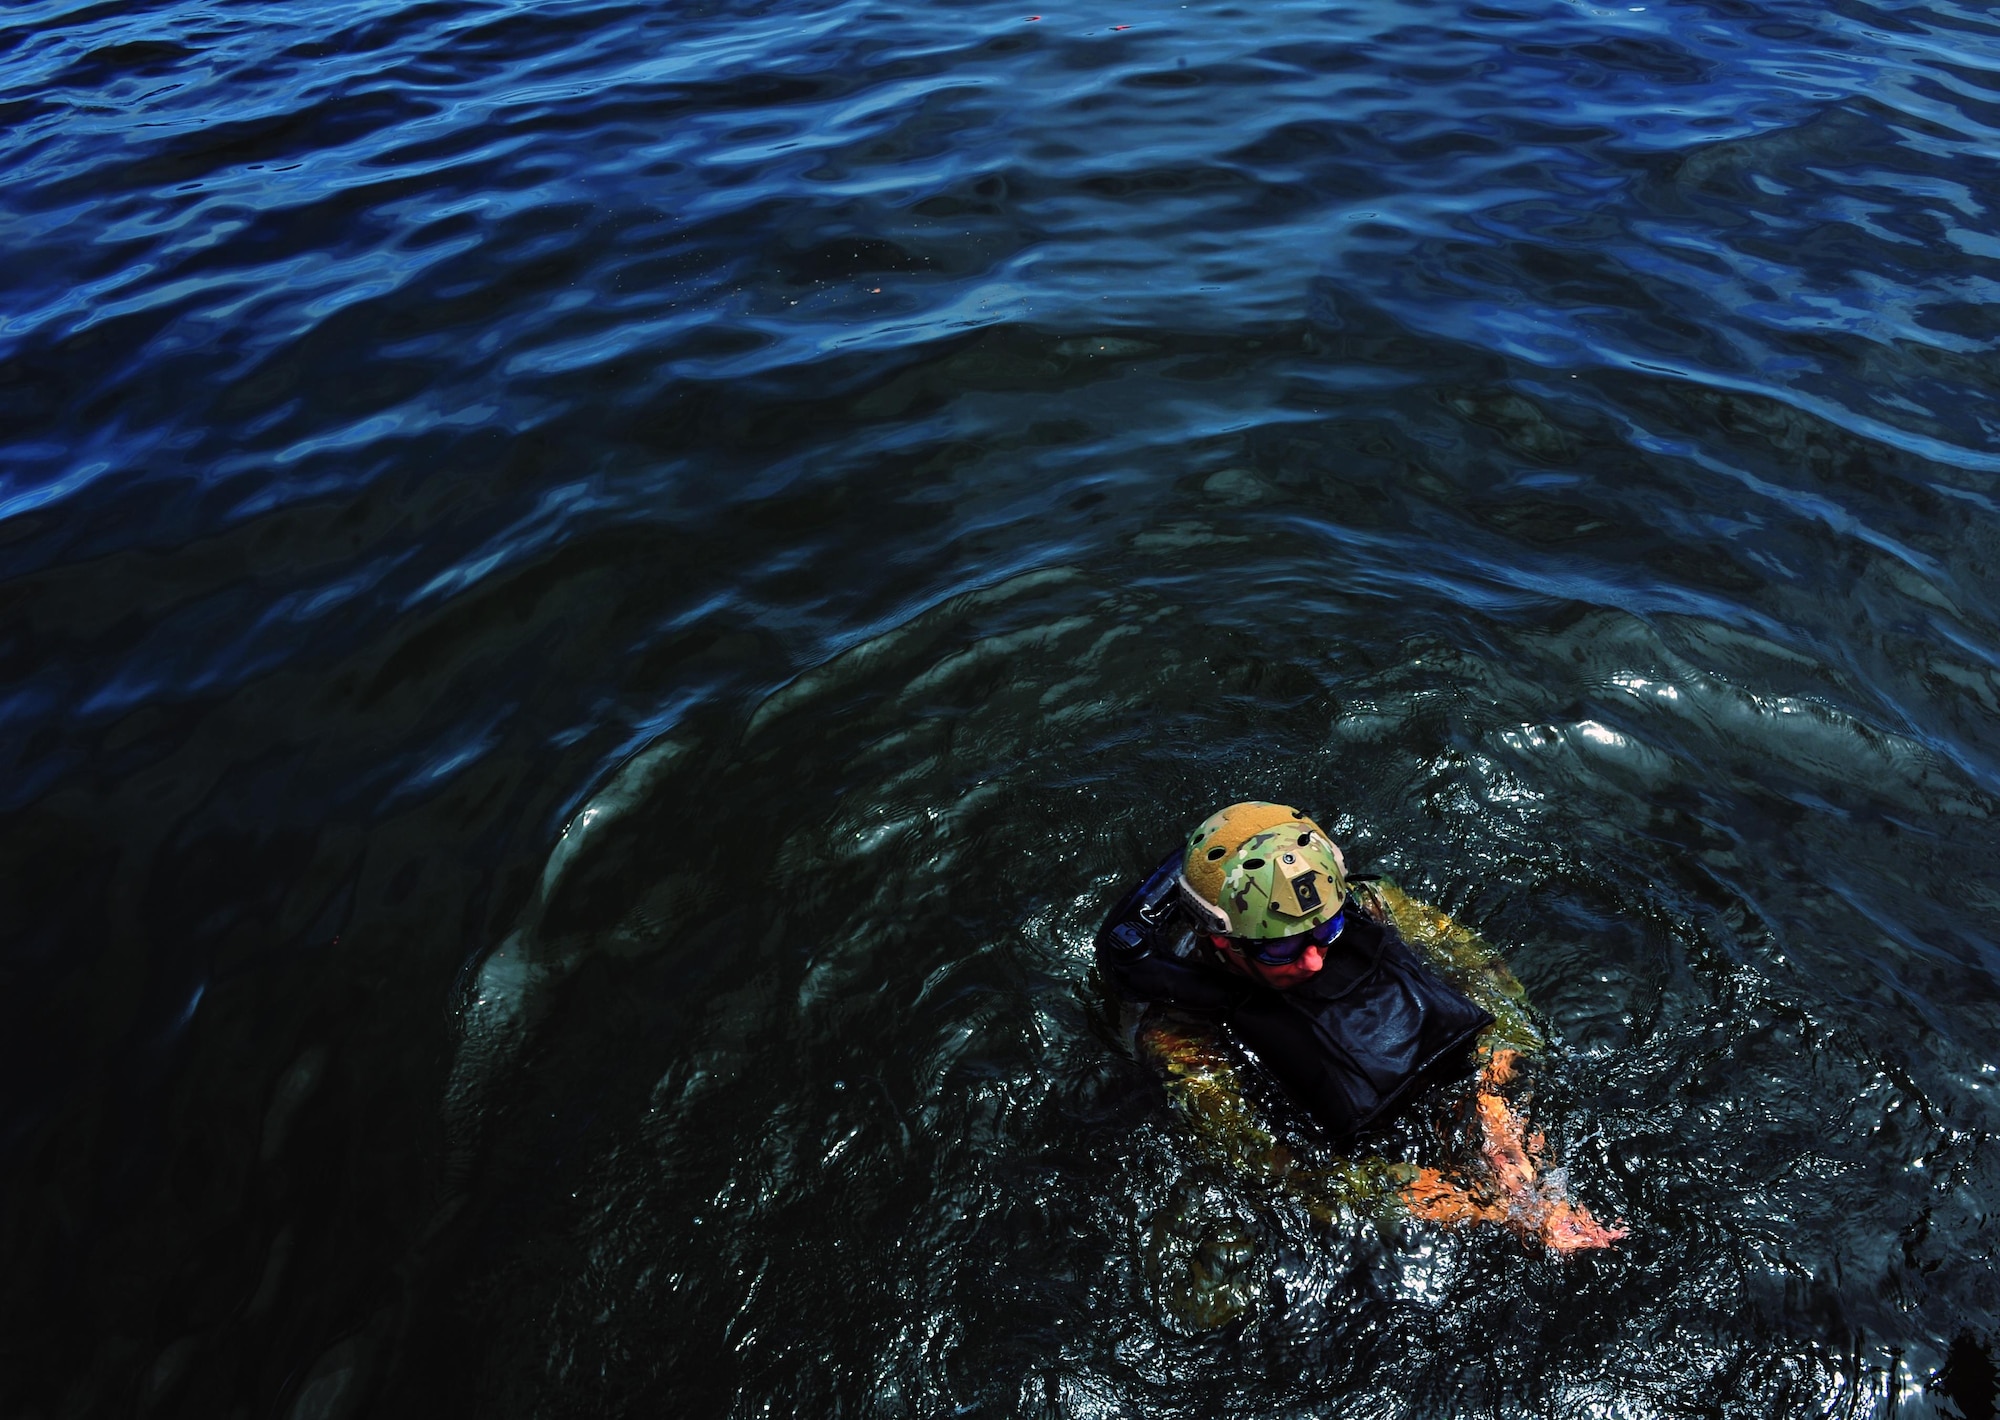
[{"x1": 1175, "y1": 873, "x2": 1233, "y2": 935}]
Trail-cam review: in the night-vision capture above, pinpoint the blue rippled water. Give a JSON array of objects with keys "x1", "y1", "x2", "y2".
[{"x1": 7, "y1": 0, "x2": 2000, "y2": 1414}]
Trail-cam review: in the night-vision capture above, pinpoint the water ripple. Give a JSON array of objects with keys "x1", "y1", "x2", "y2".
[{"x1": 8, "y1": 0, "x2": 2000, "y2": 1412}]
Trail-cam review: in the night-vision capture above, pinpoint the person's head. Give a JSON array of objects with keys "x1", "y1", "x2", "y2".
[{"x1": 1178, "y1": 801, "x2": 1349, "y2": 987}]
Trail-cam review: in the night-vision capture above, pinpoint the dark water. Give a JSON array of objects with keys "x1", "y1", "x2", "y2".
[{"x1": 6, "y1": 0, "x2": 2000, "y2": 1412}]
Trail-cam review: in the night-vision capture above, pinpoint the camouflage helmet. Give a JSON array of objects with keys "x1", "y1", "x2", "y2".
[{"x1": 1178, "y1": 801, "x2": 1348, "y2": 940}]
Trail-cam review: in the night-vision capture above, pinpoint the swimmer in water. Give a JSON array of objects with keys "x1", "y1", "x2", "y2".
[{"x1": 1096, "y1": 800, "x2": 1623, "y2": 1318}]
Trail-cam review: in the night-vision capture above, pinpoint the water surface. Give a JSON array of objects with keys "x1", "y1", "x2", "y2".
[{"x1": 4, "y1": 0, "x2": 2000, "y2": 1413}]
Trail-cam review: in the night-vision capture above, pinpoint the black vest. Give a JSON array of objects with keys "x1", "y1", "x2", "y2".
[{"x1": 1097, "y1": 853, "x2": 1494, "y2": 1144}]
